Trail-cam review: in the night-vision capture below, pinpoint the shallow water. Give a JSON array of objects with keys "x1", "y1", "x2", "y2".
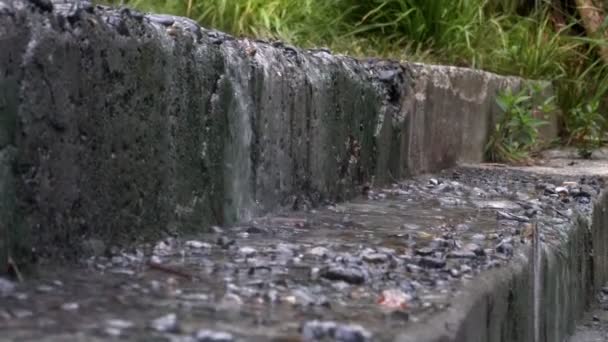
[{"x1": 0, "y1": 167, "x2": 597, "y2": 341}]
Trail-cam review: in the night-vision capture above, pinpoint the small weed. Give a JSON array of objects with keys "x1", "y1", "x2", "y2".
[
  {"x1": 485, "y1": 84, "x2": 553, "y2": 163},
  {"x1": 567, "y1": 100, "x2": 605, "y2": 158}
]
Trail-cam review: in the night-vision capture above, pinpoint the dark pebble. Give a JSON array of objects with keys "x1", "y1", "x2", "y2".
[
  {"x1": 246, "y1": 226, "x2": 265, "y2": 234},
  {"x1": 217, "y1": 236, "x2": 235, "y2": 249},
  {"x1": 320, "y1": 265, "x2": 366, "y2": 285},
  {"x1": 418, "y1": 257, "x2": 446, "y2": 269},
  {"x1": 28, "y1": 0, "x2": 53, "y2": 12},
  {"x1": 496, "y1": 240, "x2": 514, "y2": 256}
]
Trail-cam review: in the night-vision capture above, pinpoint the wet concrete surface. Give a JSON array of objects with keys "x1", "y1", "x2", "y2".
[
  {"x1": 0, "y1": 165, "x2": 605, "y2": 341},
  {"x1": 570, "y1": 287, "x2": 608, "y2": 342}
]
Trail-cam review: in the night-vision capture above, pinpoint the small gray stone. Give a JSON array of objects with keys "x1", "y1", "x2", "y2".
[
  {"x1": 0, "y1": 277, "x2": 15, "y2": 297},
  {"x1": 194, "y1": 329, "x2": 234, "y2": 342},
  {"x1": 36, "y1": 285, "x2": 54, "y2": 293},
  {"x1": 12, "y1": 309, "x2": 33, "y2": 319},
  {"x1": 308, "y1": 246, "x2": 330, "y2": 257},
  {"x1": 496, "y1": 239, "x2": 514, "y2": 256},
  {"x1": 334, "y1": 324, "x2": 372, "y2": 342},
  {"x1": 464, "y1": 243, "x2": 485, "y2": 256},
  {"x1": 150, "y1": 313, "x2": 179, "y2": 333},
  {"x1": 186, "y1": 240, "x2": 212, "y2": 249},
  {"x1": 362, "y1": 252, "x2": 389, "y2": 263},
  {"x1": 471, "y1": 234, "x2": 486, "y2": 241},
  {"x1": 415, "y1": 247, "x2": 435, "y2": 256},
  {"x1": 301, "y1": 321, "x2": 371, "y2": 342},
  {"x1": 447, "y1": 250, "x2": 476, "y2": 259},
  {"x1": 61, "y1": 302, "x2": 79, "y2": 311},
  {"x1": 238, "y1": 246, "x2": 257, "y2": 257},
  {"x1": 106, "y1": 319, "x2": 135, "y2": 329},
  {"x1": 302, "y1": 320, "x2": 337, "y2": 340}
]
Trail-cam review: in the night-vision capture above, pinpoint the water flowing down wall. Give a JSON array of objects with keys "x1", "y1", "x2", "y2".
[{"x1": 0, "y1": 0, "x2": 557, "y2": 261}]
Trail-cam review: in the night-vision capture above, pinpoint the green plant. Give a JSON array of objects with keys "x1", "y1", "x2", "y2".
[
  {"x1": 485, "y1": 84, "x2": 552, "y2": 163},
  {"x1": 567, "y1": 100, "x2": 605, "y2": 158}
]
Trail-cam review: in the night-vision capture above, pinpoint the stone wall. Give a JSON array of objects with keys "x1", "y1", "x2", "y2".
[{"x1": 0, "y1": 0, "x2": 557, "y2": 261}]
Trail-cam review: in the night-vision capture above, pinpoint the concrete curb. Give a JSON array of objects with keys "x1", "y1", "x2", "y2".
[{"x1": 0, "y1": 1, "x2": 560, "y2": 262}]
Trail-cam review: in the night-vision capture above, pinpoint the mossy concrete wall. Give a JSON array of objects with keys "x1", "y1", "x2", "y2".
[{"x1": 0, "y1": 0, "x2": 557, "y2": 261}]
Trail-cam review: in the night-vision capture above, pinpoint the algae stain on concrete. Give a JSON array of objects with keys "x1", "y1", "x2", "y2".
[{"x1": 0, "y1": 79, "x2": 21, "y2": 267}]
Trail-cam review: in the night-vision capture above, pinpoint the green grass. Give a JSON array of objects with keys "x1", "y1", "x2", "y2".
[{"x1": 101, "y1": 0, "x2": 608, "y2": 150}]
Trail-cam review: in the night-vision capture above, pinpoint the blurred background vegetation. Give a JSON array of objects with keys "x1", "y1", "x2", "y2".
[{"x1": 100, "y1": 0, "x2": 608, "y2": 154}]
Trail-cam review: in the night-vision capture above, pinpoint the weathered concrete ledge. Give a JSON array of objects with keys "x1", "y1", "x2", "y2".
[
  {"x1": 396, "y1": 162, "x2": 608, "y2": 342},
  {"x1": 0, "y1": 1, "x2": 558, "y2": 262}
]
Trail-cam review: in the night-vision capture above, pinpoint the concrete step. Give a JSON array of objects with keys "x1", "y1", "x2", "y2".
[{"x1": 1, "y1": 155, "x2": 607, "y2": 341}]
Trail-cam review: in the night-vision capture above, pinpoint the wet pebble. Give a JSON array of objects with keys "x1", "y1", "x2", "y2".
[
  {"x1": 455, "y1": 224, "x2": 470, "y2": 232},
  {"x1": 577, "y1": 185, "x2": 595, "y2": 198},
  {"x1": 464, "y1": 243, "x2": 485, "y2": 256},
  {"x1": 447, "y1": 250, "x2": 476, "y2": 259},
  {"x1": 61, "y1": 302, "x2": 79, "y2": 311},
  {"x1": 238, "y1": 246, "x2": 257, "y2": 257},
  {"x1": 286, "y1": 288, "x2": 329, "y2": 306},
  {"x1": 335, "y1": 324, "x2": 373, "y2": 342},
  {"x1": 415, "y1": 247, "x2": 435, "y2": 257},
  {"x1": 538, "y1": 183, "x2": 556, "y2": 194},
  {"x1": 186, "y1": 240, "x2": 212, "y2": 249},
  {"x1": 320, "y1": 265, "x2": 366, "y2": 285},
  {"x1": 471, "y1": 234, "x2": 486, "y2": 241},
  {"x1": 0, "y1": 277, "x2": 15, "y2": 297},
  {"x1": 496, "y1": 239, "x2": 514, "y2": 256},
  {"x1": 362, "y1": 252, "x2": 390, "y2": 263},
  {"x1": 36, "y1": 285, "x2": 54, "y2": 293},
  {"x1": 106, "y1": 319, "x2": 135, "y2": 329},
  {"x1": 12, "y1": 309, "x2": 33, "y2": 319},
  {"x1": 217, "y1": 236, "x2": 236, "y2": 249},
  {"x1": 194, "y1": 329, "x2": 234, "y2": 342},
  {"x1": 153, "y1": 240, "x2": 173, "y2": 256},
  {"x1": 308, "y1": 246, "x2": 330, "y2": 257},
  {"x1": 301, "y1": 320, "x2": 371, "y2": 342},
  {"x1": 150, "y1": 313, "x2": 179, "y2": 333},
  {"x1": 418, "y1": 257, "x2": 446, "y2": 269}
]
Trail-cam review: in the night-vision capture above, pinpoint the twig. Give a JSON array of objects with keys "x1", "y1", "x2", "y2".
[
  {"x1": 7, "y1": 256, "x2": 24, "y2": 283},
  {"x1": 147, "y1": 261, "x2": 195, "y2": 280}
]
